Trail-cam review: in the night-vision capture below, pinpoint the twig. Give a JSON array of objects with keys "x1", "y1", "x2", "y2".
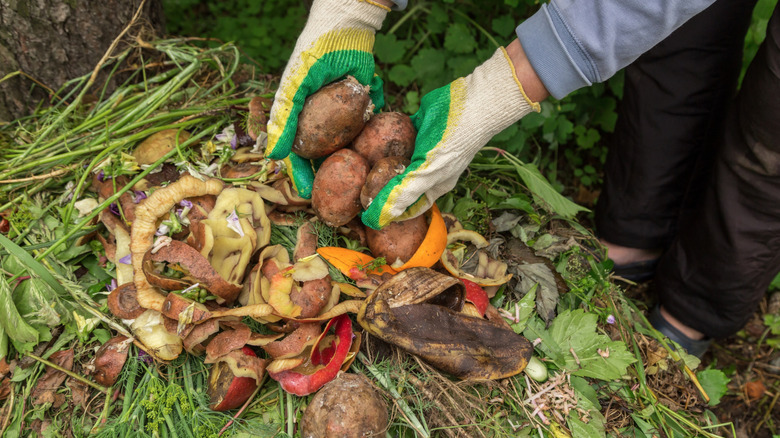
[
  {"x1": 754, "y1": 386, "x2": 780, "y2": 434},
  {"x1": 406, "y1": 373, "x2": 459, "y2": 438},
  {"x1": 27, "y1": 353, "x2": 108, "y2": 394},
  {"x1": 0, "y1": 164, "x2": 79, "y2": 183},
  {"x1": 0, "y1": 384, "x2": 14, "y2": 435}
]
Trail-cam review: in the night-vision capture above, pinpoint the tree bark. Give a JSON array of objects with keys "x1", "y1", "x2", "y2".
[{"x1": 0, "y1": 0, "x2": 164, "y2": 122}]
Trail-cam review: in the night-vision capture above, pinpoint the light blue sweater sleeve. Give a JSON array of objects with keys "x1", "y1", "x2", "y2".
[
  {"x1": 390, "y1": 0, "x2": 407, "y2": 10},
  {"x1": 516, "y1": 0, "x2": 716, "y2": 99}
]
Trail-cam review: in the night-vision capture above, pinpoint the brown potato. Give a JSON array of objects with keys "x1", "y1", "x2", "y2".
[
  {"x1": 351, "y1": 112, "x2": 416, "y2": 166},
  {"x1": 312, "y1": 149, "x2": 369, "y2": 227},
  {"x1": 360, "y1": 156, "x2": 410, "y2": 209},
  {"x1": 292, "y1": 76, "x2": 373, "y2": 160},
  {"x1": 300, "y1": 373, "x2": 388, "y2": 438},
  {"x1": 366, "y1": 214, "x2": 428, "y2": 266}
]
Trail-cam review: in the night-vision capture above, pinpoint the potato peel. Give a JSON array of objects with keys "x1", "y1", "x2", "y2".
[
  {"x1": 143, "y1": 240, "x2": 242, "y2": 304},
  {"x1": 132, "y1": 175, "x2": 224, "y2": 312}
]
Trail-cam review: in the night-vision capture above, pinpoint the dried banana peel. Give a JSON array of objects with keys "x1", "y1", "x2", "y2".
[{"x1": 357, "y1": 267, "x2": 532, "y2": 380}]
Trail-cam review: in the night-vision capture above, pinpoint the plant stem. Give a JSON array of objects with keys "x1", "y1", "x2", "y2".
[{"x1": 27, "y1": 353, "x2": 108, "y2": 394}]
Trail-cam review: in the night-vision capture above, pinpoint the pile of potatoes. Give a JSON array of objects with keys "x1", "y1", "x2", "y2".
[{"x1": 295, "y1": 76, "x2": 426, "y2": 267}]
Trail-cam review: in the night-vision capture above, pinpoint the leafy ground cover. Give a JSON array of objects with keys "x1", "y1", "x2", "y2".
[{"x1": 0, "y1": 0, "x2": 779, "y2": 436}]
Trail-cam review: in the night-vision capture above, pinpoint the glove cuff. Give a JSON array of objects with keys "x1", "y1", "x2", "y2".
[
  {"x1": 459, "y1": 47, "x2": 541, "y2": 145},
  {"x1": 308, "y1": 0, "x2": 389, "y2": 33}
]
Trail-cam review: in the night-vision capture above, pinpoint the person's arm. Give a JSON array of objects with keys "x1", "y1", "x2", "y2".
[{"x1": 514, "y1": 0, "x2": 717, "y2": 99}]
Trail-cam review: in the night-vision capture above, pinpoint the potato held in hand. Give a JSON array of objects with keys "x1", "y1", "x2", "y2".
[
  {"x1": 312, "y1": 149, "x2": 370, "y2": 227},
  {"x1": 366, "y1": 214, "x2": 428, "y2": 268},
  {"x1": 301, "y1": 373, "x2": 388, "y2": 438},
  {"x1": 292, "y1": 76, "x2": 373, "y2": 160},
  {"x1": 361, "y1": 156, "x2": 410, "y2": 209},
  {"x1": 352, "y1": 111, "x2": 416, "y2": 166}
]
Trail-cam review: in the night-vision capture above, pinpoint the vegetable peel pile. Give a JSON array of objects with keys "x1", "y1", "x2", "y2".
[{"x1": 77, "y1": 78, "x2": 534, "y2": 411}]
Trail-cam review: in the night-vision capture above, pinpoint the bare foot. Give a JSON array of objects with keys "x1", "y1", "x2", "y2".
[
  {"x1": 600, "y1": 239, "x2": 662, "y2": 265},
  {"x1": 660, "y1": 306, "x2": 705, "y2": 340}
]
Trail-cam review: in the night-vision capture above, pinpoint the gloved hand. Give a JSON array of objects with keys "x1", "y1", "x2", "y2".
[
  {"x1": 361, "y1": 47, "x2": 541, "y2": 230},
  {"x1": 265, "y1": 0, "x2": 389, "y2": 198}
]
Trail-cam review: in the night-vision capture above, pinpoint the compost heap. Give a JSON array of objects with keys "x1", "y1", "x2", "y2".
[{"x1": 91, "y1": 89, "x2": 535, "y2": 411}]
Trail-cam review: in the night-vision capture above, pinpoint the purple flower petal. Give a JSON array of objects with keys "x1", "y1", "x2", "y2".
[
  {"x1": 118, "y1": 254, "x2": 132, "y2": 264},
  {"x1": 230, "y1": 135, "x2": 237, "y2": 150},
  {"x1": 132, "y1": 191, "x2": 147, "y2": 203},
  {"x1": 109, "y1": 203, "x2": 120, "y2": 216},
  {"x1": 97, "y1": 170, "x2": 105, "y2": 182},
  {"x1": 180, "y1": 199, "x2": 193, "y2": 209},
  {"x1": 107, "y1": 278, "x2": 117, "y2": 292},
  {"x1": 606, "y1": 314, "x2": 616, "y2": 325},
  {"x1": 137, "y1": 350, "x2": 154, "y2": 364}
]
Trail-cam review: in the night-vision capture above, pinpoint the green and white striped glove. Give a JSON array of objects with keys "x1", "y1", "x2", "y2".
[
  {"x1": 362, "y1": 47, "x2": 541, "y2": 229},
  {"x1": 265, "y1": 0, "x2": 389, "y2": 198}
]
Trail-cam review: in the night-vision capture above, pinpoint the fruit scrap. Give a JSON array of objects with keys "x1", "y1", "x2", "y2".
[
  {"x1": 440, "y1": 229, "x2": 513, "y2": 287},
  {"x1": 207, "y1": 346, "x2": 265, "y2": 411},
  {"x1": 267, "y1": 314, "x2": 354, "y2": 396},
  {"x1": 461, "y1": 278, "x2": 489, "y2": 316}
]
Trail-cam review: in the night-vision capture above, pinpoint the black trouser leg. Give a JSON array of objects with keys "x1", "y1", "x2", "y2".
[
  {"x1": 596, "y1": 0, "x2": 757, "y2": 249},
  {"x1": 657, "y1": 4, "x2": 780, "y2": 339}
]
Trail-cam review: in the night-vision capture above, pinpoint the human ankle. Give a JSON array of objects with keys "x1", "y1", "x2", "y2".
[
  {"x1": 659, "y1": 306, "x2": 705, "y2": 340},
  {"x1": 600, "y1": 239, "x2": 661, "y2": 265}
]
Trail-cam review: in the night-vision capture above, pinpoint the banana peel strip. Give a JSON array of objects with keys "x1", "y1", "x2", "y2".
[
  {"x1": 358, "y1": 267, "x2": 532, "y2": 380},
  {"x1": 440, "y1": 229, "x2": 513, "y2": 287},
  {"x1": 131, "y1": 175, "x2": 224, "y2": 311}
]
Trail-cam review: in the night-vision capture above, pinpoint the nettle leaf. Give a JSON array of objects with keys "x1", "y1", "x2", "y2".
[
  {"x1": 696, "y1": 369, "x2": 730, "y2": 406},
  {"x1": 525, "y1": 309, "x2": 636, "y2": 381},
  {"x1": 444, "y1": 23, "x2": 477, "y2": 54},
  {"x1": 492, "y1": 15, "x2": 517, "y2": 37},
  {"x1": 375, "y1": 34, "x2": 412, "y2": 64}
]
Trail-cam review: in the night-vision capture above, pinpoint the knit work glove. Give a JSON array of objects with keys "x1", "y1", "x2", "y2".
[
  {"x1": 361, "y1": 47, "x2": 540, "y2": 229},
  {"x1": 265, "y1": 0, "x2": 389, "y2": 198}
]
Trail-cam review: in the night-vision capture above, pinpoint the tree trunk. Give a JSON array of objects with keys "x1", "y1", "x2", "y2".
[{"x1": 0, "y1": 0, "x2": 164, "y2": 122}]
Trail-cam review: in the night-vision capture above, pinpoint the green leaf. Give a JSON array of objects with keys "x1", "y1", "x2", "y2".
[
  {"x1": 492, "y1": 15, "x2": 517, "y2": 37},
  {"x1": 509, "y1": 160, "x2": 589, "y2": 219},
  {"x1": 696, "y1": 369, "x2": 730, "y2": 406},
  {"x1": 525, "y1": 309, "x2": 636, "y2": 381},
  {"x1": 447, "y1": 55, "x2": 481, "y2": 78},
  {"x1": 410, "y1": 48, "x2": 448, "y2": 92},
  {"x1": 444, "y1": 23, "x2": 477, "y2": 54},
  {"x1": 375, "y1": 34, "x2": 412, "y2": 64},
  {"x1": 508, "y1": 284, "x2": 537, "y2": 333},
  {"x1": 388, "y1": 64, "x2": 416, "y2": 87},
  {"x1": 576, "y1": 127, "x2": 601, "y2": 149},
  {"x1": 0, "y1": 279, "x2": 39, "y2": 355},
  {"x1": 0, "y1": 233, "x2": 66, "y2": 296}
]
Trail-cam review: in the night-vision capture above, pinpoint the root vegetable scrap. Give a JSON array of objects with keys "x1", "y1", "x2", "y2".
[
  {"x1": 300, "y1": 373, "x2": 389, "y2": 438},
  {"x1": 292, "y1": 76, "x2": 373, "y2": 160}
]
